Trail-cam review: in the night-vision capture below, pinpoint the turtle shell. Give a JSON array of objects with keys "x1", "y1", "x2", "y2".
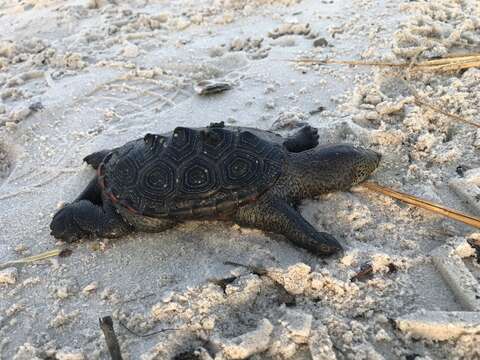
[{"x1": 98, "y1": 126, "x2": 285, "y2": 218}]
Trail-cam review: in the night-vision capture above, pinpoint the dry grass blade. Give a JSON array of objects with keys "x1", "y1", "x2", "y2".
[
  {"x1": 362, "y1": 181, "x2": 480, "y2": 229},
  {"x1": 292, "y1": 53, "x2": 480, "y2": 73},
  {"x1": 0, "y1": 248, "x2": 67, "y2": 270},
  {"x1": 99, "y1": 316, "x2": 123, "y2": 360},
  {"x1": 423, "y1": 61, "x2": 480, "y2": 72},
  {"x1": 293, "y1": 58, "x2": 409, "y2": 68},
  {"x1": 414, "y1": 97, "x2": 480, "y2": 128},
  {"x1": 415, "y1": 53, "x2": 480, "y2": 65}
]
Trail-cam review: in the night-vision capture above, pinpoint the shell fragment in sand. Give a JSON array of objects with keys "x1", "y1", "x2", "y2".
[
  {"x1": 396, "y1": 311, "x2": 480, "y2": 341},
  {"x1": 0, "y1": 267, "x2": 18, "y2": 285},
  {"x1": 194, "y1": 80, "x2": 232, "y2": 95},
  {"x1": 212, "y1": 318, "x2": 273, "y2": 359},
  {"x1": 432, "y1": 241, "x2": 480, "y2": 312},
  {"x1": 280, "y1": 309, "x2": 313, "y2": 344},
  {"x1": 449, "y1": 167, "x2": 480, "y2": 216}
]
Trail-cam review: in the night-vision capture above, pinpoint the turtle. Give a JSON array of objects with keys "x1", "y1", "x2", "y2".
[{"x1": 50, "y1": 123, "x2": 381, "y2": 255}]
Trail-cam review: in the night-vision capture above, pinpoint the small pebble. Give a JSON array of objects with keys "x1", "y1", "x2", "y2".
[
  {"x1": 9, "y1": 106, "x2": 32, "y2": 123},
  {"x1": 195, "y1": 80, "x2": 232, "y2": 95},
  {"x1": 56, "y1": 286, "x2": 69, "y2": 299},
  {"x1": 82, "y1": 282, "x2": 98, "y2": 294},
  {"x1": 281, "y1": 309, "x2": 313, "y2": 344},
  {"x1": 14, "y1": 244, "x2": 28, "y2": 253},
  {"x1": 84, "y1": 0, "x2": 98, "y2": 9},
  {"x1": 122, "y1": 43, "x2": 139, "y2": 58},
  {"x1": 365, "y1": 94, "x2": 382, "y2": 105},
  {"x1": 0, "y1": 267, "x2": 18, "y2": 285},
  {"x1": 152, "y1": 12, "x2": 169, "y2": 23},
  {"x1": 175, "y1": 19, "x2": 191, "y2": 31},
  {"x1": 375, "y1": 328, "x2": 392, "y2": 342},
  {"x1": 313, "y1": 37, "x2": 329, "y2": 47},
  {"x1": 29, "y1": 102, "x2": 44, "y2": 112}
]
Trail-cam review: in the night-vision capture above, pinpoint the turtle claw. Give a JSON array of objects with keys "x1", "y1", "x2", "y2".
[
  {"x1": 284, "y1": 125, "x2": 319, "y2": 152},
  {"x1": 298, "y1": 125, "x2": 319, "y2": 149},
  {"x1": 50, "y1": 204, "x2": 87, "y2": 242},
  {"x1": 83, "y1": 150, "x2": 111, "y2": 170}
]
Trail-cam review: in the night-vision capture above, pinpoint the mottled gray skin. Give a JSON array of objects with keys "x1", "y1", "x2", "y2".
[{"x1": 50, "y1": 124, "x2": 380, "y2": 256}]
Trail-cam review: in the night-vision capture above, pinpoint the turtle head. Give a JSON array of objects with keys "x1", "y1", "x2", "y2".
[
  {"x1": 288, "y1": 144, "x2": 381, "y2": 197},
  {"x1": 321, "y1": 145, "x2": 381, "y2": 188},
  {"x1": 348, "y1": 146, "x2": 382, "y2": 186}
]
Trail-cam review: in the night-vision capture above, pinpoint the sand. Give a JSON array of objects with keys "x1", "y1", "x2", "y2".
[{"x1": 0, "y1": 0, "x2": 479, "y2": 359}]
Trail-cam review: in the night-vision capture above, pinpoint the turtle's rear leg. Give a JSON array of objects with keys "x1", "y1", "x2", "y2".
[
  {"x1": 50, "y1": 177, "x2": 131, "y2": 242},
  {"x1": 283, "y1": 125, "x2": 319, "y2": 152},
  {"x1": 233, "y1": 195, "x2": 342, "y2": 255},
  {"x1": 83, "y1": 149, "x2": 111, "y2": 169}
]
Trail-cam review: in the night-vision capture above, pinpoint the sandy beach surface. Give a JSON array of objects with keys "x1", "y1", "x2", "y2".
[{"x1": 0, "y1": 0, "x2": 479, "y2": 359}]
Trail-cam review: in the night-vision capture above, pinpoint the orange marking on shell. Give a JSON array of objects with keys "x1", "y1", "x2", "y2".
[
  {"x1": 97, "y1": 163, "x2": 107, "y2": 191},
  {"x1": 108, "y1": 192, "x2": 117, "y2": 203},
  {"x1": 121, "y1": 201, "x2": 139, "y2": 214}
]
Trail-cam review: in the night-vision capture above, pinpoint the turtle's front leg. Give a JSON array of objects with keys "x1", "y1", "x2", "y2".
[
  {"x1": 83, "y1": 149, "x2": 112, "y2": 170},
  {"x1": 50, "y1": 199, "x2": 131, "y2": 242},
  {"x1": 50, "y1": 177, "x2": 131, "y2": 242},
  {"x1": 233, "y1": 196, "x2": 342, "y2": 255},
  {"x1": 283, "y1": 125, "x2": 319, "y2": 153}
]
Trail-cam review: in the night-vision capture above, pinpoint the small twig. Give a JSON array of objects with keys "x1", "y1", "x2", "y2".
[
  {"x1": 414, "y1": 97, "x2": 480, "y2": 129},
  {"x1": 0, "y1": 247, "x2": 70, "y2": 270},
  {"x1": 291, "y1": 53, "x2": 480, "y2": 73},
  {"x1": 309, "y1": 106, "x2": 325, "y2": 115},
  {"x1": 118, "y1": 320, "x2": 178, "y2": 338},
  {"x1": 398, "y1": 71, "x2": 480, "y2": 129},
  {"x1": 350, "y1": 262, "x2": 374, "y2": 282},
  {"x1": 362, "y1": 181, "x2": 480, "y2": 229},
  {"x1": 115, "y1": 292, "x2": 178, "y2": 338},
  {"x1": 350, "y1": 261, "x2": 397, "y2": 282},
  {"x1": 293, "y1": 58, "x2": 410, "y2": 67},
  {"x1": 100, "y1": 316, "x2": 123, "y2": 360},
  {"x1": 208, "y1": 276, "x2": 237, "y2": 291}
]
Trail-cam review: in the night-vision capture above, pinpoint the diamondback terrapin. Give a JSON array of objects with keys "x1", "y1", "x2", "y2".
[{"x1": 50, "y1": 123, "x2": 381, "y2": 255}]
